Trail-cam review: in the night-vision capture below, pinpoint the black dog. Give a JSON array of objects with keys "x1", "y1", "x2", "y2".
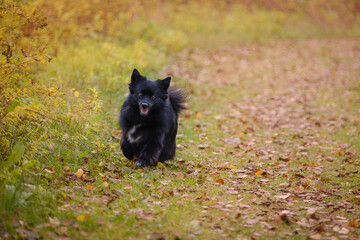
[{"x1": 119, "y1": 69, "x2": 186, "y2": 167}]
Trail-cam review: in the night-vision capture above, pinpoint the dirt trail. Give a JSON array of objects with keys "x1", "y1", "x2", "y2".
[{"x1": 165, "y1": 39, "x2": 360, "y2": 238}]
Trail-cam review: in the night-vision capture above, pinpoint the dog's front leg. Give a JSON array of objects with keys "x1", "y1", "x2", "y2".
[
  {"x1": 135, "y1": 142, "x2": 163, "y2": 167},
  {"x1": 135, "y1": 131, "x2": 165, "y2": 167},
  {"x1": 120, "y1": 134, "x2": 135, "y2": 161}
]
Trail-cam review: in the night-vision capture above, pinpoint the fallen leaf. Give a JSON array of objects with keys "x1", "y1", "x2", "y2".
[
  {"x1": 63, "y1": 166, "x2": 71, "y2": 172},
  {"x1": 280, "y1": 214, "x2": 291, "y2": 225},
  {"x1": 123, "y1": 181, "x2": 132, "y2": 189},
  {"x1": 255, "y1": 170, "x2": 265, "y2": 175},
  {"x1": 112, "y1": 189, "x2": 124, "y2": 196},
  {"x1": 198, "y1": 144, "x2": 210, "y2": 149},
  {"x1": 175, "y1": 172, "x2": 185, "y2": 179},
  {"x1": 276, "y1": 193, "x2": 291, "y2": 199},
  {"x1": 310, "y1": 233, "x2": 322, "y2": 240},
  {"x1": 45, "y1": 167, "x2": 55, "y2": 174},
  {"x1": 49, "y1": 217, "x2": 60, "y2": 227},
  {"x1": 75, "y1": 168, "x2": 84, "y2": 178},
  {"x1": 148, "y1": 232, "x2": 168, "y2": 240},
  {"x1": 86, "y1": 185, "x2": 94, "y2": 191},
  {"x1": 349, "y1": 220, "x2": 359, "y2": 227},
  {"x1": 246, "y1": 218, "x2": 259, "y2": 225},
  {"x1": 102, "y1": 181, "x2": 109, "y2": 188},
  {"x1": 333, "y1": 225, "x2": 349, "y2": 234},
  {"x1": 195, "y1": 112, "x2": 203, "y2": 118},
  {"x1": 216, "y1": 179, "x2": 224, "y2": 185},
  {"x1": 307, "y1": 208, "x2": 318, "y2": 215},
  {"x1": 293, "y1": 187, "x2": 304, "y2": 194},
  {"x1": 157, "y1": 162, "x2": 166, "y2": 168},
  {"x1": 97, "y1": 218, "x2": 104, "y2": 225}
]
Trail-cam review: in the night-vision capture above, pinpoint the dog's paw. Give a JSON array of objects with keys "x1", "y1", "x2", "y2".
[{"x1": 135, "y1": 158, "x2": 149, "y2": 167}]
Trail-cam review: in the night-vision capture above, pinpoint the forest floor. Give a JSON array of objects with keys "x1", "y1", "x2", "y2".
[{"x1": 11, "y1": 39, "x2": 360, "y2": 240}]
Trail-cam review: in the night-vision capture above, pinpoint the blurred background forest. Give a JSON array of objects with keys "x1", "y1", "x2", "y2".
[{"x1": 1, "y1": 0, "x2": 360, "y2": 238}]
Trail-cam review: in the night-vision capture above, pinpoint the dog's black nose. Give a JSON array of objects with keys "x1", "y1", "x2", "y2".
[{"x1": 141, "y1": 103, "x2": 148, "y2": 108}]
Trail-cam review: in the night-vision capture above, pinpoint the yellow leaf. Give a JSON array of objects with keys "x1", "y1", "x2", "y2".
[
  {"x1": 228, "y1": 164, "x2": 237, "y2": 169},
  {"x1": 37, "y1": 56, "x2": 46, "y2": 63},
  {"x1": 157, "y1": 162, "x2": 166, "y2": 168},
  {"x1": 255, "y1": 170, "x2": 264, "y2": 175},
  {"x1": 195, "y1": 112, "x2": 203, "y2": 118},
  {"x1": 77, "y1": 215, "x2": 85, "y2": 221},
  {"x1": 336, "y1": 150, "x2": 344, "y2": 155},
  {"x1": 86, "y1": 185, "x2": 94, "y2": 191},
  {"x1": 74, "y1": 91, "x2": 79, "y2": 98},
  {"x1": 75, "y1": 168, "x2": 84, "y2": 178},
  {"x1": 102, "y1": 181, "x2": 109, "y2": 188}
]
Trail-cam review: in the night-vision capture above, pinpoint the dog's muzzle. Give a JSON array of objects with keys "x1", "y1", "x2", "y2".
[{"x1": 140, "y1": 102, "x2": 149, "y2": 116}]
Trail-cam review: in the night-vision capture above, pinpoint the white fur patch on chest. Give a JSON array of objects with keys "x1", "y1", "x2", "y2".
[{"x1": 127, "y1": 124, "x2": 142, "y2": 143}]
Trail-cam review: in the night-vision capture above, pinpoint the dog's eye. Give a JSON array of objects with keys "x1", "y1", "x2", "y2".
[
  {"x1": 138, "y1": 93, "x2": 143, "y2": 97},
  {"x1": 151, "y1": 96, "x2": 156, "y2": 100}
]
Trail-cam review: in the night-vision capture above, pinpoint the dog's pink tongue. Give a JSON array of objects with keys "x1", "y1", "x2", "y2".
[{"x1": 141, "y1": 108, "x2": 149, "y2": 115}]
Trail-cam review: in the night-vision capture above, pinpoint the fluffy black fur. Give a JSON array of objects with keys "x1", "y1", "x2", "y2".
[{"x1": 119, "y1": 69, "x2": 186, "y2": 167}]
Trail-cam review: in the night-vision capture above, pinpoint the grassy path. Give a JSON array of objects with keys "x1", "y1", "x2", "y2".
[{"x1": 40, "y1": 39, "x2": 360, "y2": 239}]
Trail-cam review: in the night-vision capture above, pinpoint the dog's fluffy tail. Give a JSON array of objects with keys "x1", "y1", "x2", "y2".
[{"x1": 169, "y1": 87, "x2": 187, "y2": 115}]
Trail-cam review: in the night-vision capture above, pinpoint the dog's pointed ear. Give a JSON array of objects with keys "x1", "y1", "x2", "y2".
[
  {"x1": 131, "y1": 68, "x2": 145, "y2": 83},
  {"x1": 159, "y1": 76, "x2": 171, "y2": 91},
  {"x1": 129, "y1": 69, "x2": 145, "y2": 93}
]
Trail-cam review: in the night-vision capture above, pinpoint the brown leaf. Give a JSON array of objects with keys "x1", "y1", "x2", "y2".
[
  {"x1": 293, "y1": 187, "x2": 304, "y2": 194},
  {"x1": 123, "y1": 181, "x2": 132, "y2": 189},
  {"x1": 198, "y1": 144, "x2": 210, "y2": 149},
  {"x1": 97, "y1": 218, "x2": 104, "y2": 225},
  {"x1": 148, "y1": 232, "x2": 168, "y2": 240},
  {"x1": 306, "y1": 208, "x2": 318, "y2": 215},
  {"x1": 216, "y1": 179, "x2": 224, "y2": 185},
  {"x1": 313, "y1": 224, "x2": 325, "y2": 233},
  {"x1": 49, "y1": 217, "x2": 60, "y2": 227},
  {"x1": 333, "y1": 225, "x2": 349, "y2": 234},
  {"x1": 349, "y1": 220, "x2": 359, "y2": 227},
  {"x1": 112, "y1": 189, "x2": 125, "y2": 196},
  {"x1": 175, "y1": 172, "x2": 185, "y2": 179},
  {"x1": 280, "y1": 214, "x2": 291, "y2": 225},
  {"x1": 276, "y1": 193, "x2": 291, "y2": 199}
]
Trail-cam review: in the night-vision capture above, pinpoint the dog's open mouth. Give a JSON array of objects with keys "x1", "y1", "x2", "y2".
[{"x1": 140, "y1": 107, "x2": 149, "y2": 116}]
